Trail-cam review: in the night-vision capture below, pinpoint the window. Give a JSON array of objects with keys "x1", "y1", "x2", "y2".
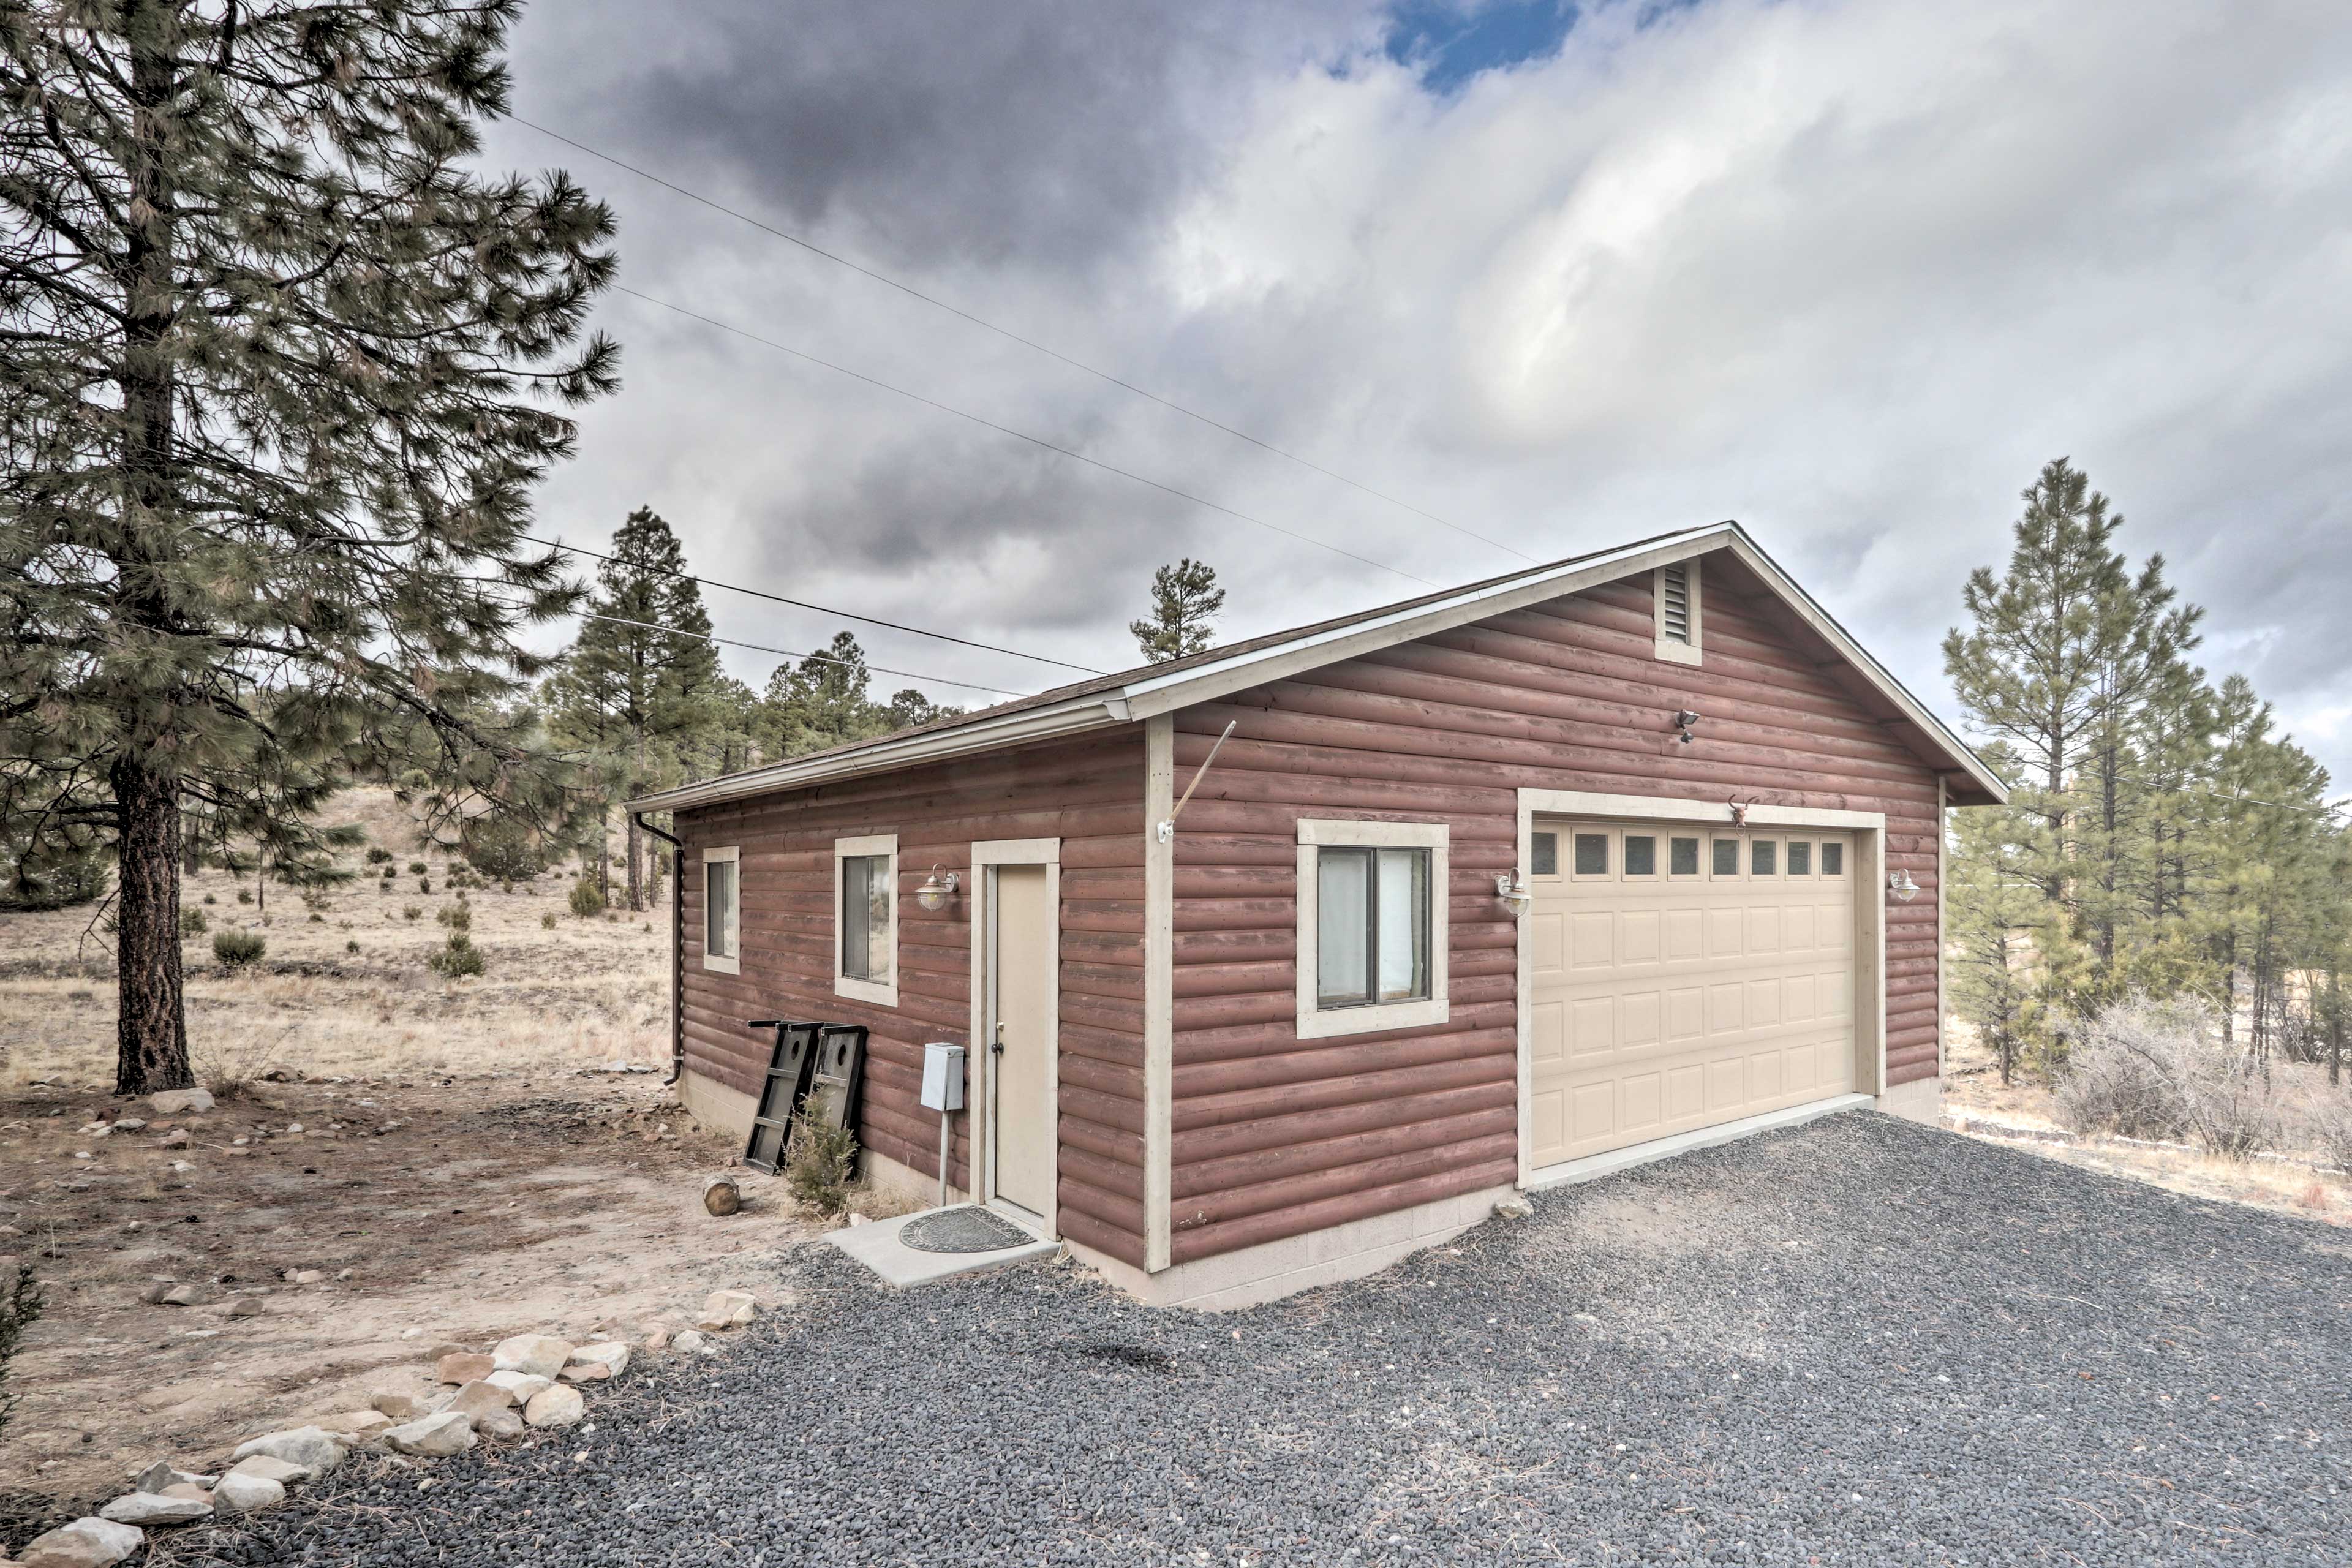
[
  {"x1": 1296, "y1": 820, "x2": 1449, "y2": 1041},
  {"x1": 1669, "y1": 836, "x2": 1701, "y2": 876},
  {"x1": 1653, "y1": 559, "x2": 1703, "y2": 666},
  {"x1": 833, "y1": 834, "x2": 899, "y2": 1007},
  {"x1": 1820, "y1": 841, "x2": 1845, "y2": 877},
  {"x1": 1712, "y1": 838, "x2": 1741, "y2": 876},
  {"x1": 1530, "y1": 832, "x2": 1558, "y2": 876},
  {"x1": 701, "y1": 846, "x2": 740, "y2": 975},
  {"x1": 1787, "y1": 840, "x2": 1812, "y2": 876},
  {"x1": 1573, "y1": 832, "x2": 1609, "y2": 875},
  {"x1": 1624, "y1": 834, "x2": 1657, "y2": 876},
  {"x1": 1751, "y1": 839, "x2": 1777, "y2": 877}
]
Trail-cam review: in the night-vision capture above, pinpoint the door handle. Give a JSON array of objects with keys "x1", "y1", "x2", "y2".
[{"x1": 992, "y1": 1021, "x2": 1006, "y2": 1055}]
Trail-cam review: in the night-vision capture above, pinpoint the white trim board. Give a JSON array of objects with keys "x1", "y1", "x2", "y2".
[
  {"x1": 1513, "y1": 787, "x2": 1889, "y2": 1185},
  {"x1": 832, "y1": 833, "x2": 899, "y2": 1009},
  {"x1": 967, "y1": 837, "x2": 1062, "y2": 1242},
  {"x1": 1142, "y1": 716, "x2": 1175, "y2": 1274},
  {"x1": 1522, "y1": 1094, "x2": 1874, "y2": 1193}
]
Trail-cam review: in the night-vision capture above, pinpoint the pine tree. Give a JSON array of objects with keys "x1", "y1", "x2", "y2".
[
  {"x1": 1130, "y1": 558, "x2": 1225, "y2": 663},
  {"x1": 0, "y1": 2, "x2": 617, "y2": 1092},
  {"x1": 543, "y1": 508, "x2": 718, "y2": 911},
  {"x1": 752, "y1": 633, "x2": 959, "y2": 763},
  {"x1": 1947, "y1": 756, "x2": 2059, "y2": 1086}
]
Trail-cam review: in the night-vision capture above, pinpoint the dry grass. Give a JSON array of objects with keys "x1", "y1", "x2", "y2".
[{"x1": 0, "y1": 787, "x2": 672, "y2": 1090}]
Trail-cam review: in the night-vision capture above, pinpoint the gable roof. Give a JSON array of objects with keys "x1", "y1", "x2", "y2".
[{"x1": 629, "y1": 521, "x2": 2008, "y2": 814}]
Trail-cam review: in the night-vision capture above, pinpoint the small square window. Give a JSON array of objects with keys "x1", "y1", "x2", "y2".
[
  {"x1": 1574, "y1": 834, "x2": 1609, "y2": 876},
  {"x1": 1822, "y1": 842, "x2": 1845, "y2": 876},
  {"x1": 1624, "y1": 835, "x2": 1656, "y2": 876},
  {"x1": 1316, "y1": 846, "x2": 1431, "y2": 1009},
  {"x1": 1669, "y1": 837, "x2": 1700, "y2": 876},
  {"x1": 1787, "y1": 841, "x2": 1812, "y2": 876},
  {"x1": 1751, "y1": 840, "x2": 1777, "y2": 877},
  {"x1": 1531, "y1": 832, "x2": 1558, "y2": 876},
  {"x1": 1712, "y1": 839, "x2": 1740, "y2": 876}
]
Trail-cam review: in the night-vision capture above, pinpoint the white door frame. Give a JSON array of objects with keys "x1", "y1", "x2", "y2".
[
  {"x1": 968, "y1": 837, "x2": 1061, "y2": 1237},
  {"x1": 1513, "y1": 788, "x2": 1888, "y2": 1187}
]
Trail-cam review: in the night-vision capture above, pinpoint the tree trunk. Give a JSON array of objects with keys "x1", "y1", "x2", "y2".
[
  {"x1": 113, "y1": 755, "x2": 192, "y2": 1094},
  {"x1": 625, "y1": 810, "x2": 643, "y2": 913}
]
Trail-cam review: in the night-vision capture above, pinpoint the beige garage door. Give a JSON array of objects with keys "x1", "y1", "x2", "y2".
[{"x1": 1525, "y1": 818, "x2": 1857, "y2": 1171}]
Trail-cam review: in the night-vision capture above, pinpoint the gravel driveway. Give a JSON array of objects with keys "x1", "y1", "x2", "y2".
[{"x1": 203, "y1": 1112, "x2": 2350, "y2": 1566}]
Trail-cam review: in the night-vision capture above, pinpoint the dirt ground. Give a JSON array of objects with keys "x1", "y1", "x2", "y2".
[
  {"x1": 0, "y1": 791, "x2": 870, "y2": 1536},
  {"x1": 1941, "y1": 1028, "x2": 2352, "y2": 1227}
]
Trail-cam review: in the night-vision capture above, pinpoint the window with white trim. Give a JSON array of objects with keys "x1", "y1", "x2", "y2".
[
  {"x1": 701, "y1": 846, "x2": 740, "y2": 975},
  {"x1": 1654, "y1": 559, "x2": 1702, "y2": 666},
  {"x1": 833, "y1": 834, "x2": 899, "y2": 1007},
  {"x1": 1296, "y1": 820, "x2": 1449, "y2": 1040}
]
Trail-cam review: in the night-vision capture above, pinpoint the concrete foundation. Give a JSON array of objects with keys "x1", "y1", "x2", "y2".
[{"x1": 1875, "y1": 1076, "x2": 1943, "y2": 1125}]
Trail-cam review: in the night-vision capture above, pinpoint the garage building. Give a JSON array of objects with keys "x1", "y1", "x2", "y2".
[{"x1": 628, "y1": 521, "x2": 2005, "y2": 1308}]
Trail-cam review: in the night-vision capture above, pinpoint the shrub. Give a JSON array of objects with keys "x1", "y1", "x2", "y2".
[
  {"x1": 402, "y1": 904, "x2": 423, "y2": 921},
  {"x1": 417, "y1": 876, "x2": 431, "y2": 894},
  {"x1": 179, "y1": 908, "x2": 209, "y2": 938},
  {"x1": 2304, "y1": 1095, "x2": 2352, "y2": 1175},
  {"x1": 407, "y1": 861, "x2": 427, "y2": 876},
  {"x1": 428, "y1": 932, "x2": 486, "y2": 978},
  {"x1": 345, "y1": 939, "x2": 361, "y2": 956},
  {"x1": 435, "y1": 902, "x2": 472, "y2": 933},
  {"x1": 366, "y1": 847, "x2": 394, "y2": 865},
  {"x1": 568, "y1": 877, "x2": 605, "y2": 919},
  {"x1": 0, "y1": 1262, "x2": 45, "y2": 1443},
  {"x1": 203, "y1": 892, "x2": 216, "y2": 905},
  {"x1": 541, "y1": 912, "x2": 557, "y2": 930},
  {"x1": 784, "y1": 1113, "x2": 859, "y2": 1216},
  {"x1": 0, "y1": 850, "x2": 109, "y2": 911},
  {"x1": 2054, "y1": 995, "x2": 2279, "y2": 1159},
  {"x1": 213, "y1": 929, "x2": 267, "y2": 972},
  {"x1": 236, "y1": 887, "x2": 253, "y2": 905}
]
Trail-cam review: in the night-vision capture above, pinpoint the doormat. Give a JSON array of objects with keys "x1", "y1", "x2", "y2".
[{"x1": 899, "y1": 1205, "x2": 1036, "y2": 1254}]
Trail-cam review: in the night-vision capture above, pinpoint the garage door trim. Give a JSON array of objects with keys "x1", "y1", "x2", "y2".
[{"x1": 1512, "y1": 788, "x2": 1888, "y2": 1187}]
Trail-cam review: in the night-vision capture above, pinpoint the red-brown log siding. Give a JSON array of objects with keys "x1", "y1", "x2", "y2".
[
  {"x1": 675, "y1": 731, "x2": 1148, "y2": 1267},
  {"x1": 1163, "y1": 551, "x2": 1943, "y2": 1265}
]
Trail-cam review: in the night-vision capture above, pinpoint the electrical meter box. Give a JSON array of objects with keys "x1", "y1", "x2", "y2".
[{"x1": 919, "y1": 1042, "x2": 965, "y2": 1112}]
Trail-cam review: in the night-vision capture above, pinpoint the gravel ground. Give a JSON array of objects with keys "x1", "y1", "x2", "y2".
[{"x1": 191, "y1": 1112, "x2": 2350, "y2": 1566}]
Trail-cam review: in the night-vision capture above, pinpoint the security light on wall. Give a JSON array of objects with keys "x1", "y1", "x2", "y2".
[
  {"x1": 1672, "y1": 709, "x2": 1701, "y2": 745},
  {"x1": 916, "y1": 866, "x2": 959, "y2": 912},
  {"x1": 1887, "y1": 868, "x2": 1920, "y2": 903},
  {"x1": 1495, "y1": 872, "x2": 1533, "y2": 917}
]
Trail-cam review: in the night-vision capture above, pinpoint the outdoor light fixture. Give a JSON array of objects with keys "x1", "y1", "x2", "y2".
[
  {"x1": 916, "y1": 866, "x2": 960, "y2": 911},
  {"x1": 1887, "y1": 868, "x2": 1920, "y2": 903},
  {"x1": 1673, "y1": 709, "x2": 1701, "y2": 745},
  {"x1": 1495, "y1": 872, "x2": 1533, "y2": 917}
]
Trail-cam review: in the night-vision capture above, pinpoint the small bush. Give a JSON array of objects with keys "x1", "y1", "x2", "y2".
[
  {"x1": 300, "y1": 889, "x2": 331, "y2": 914},
  {"x1": 428, "y1": 932, "x2": 486, "y2": 978},
  {"x1": 417, "y1": 876, "x2": 431, "y2": 894},
  {"x1": 568, "y1": 878, "x2": 605, "y2": 919},
  {"x1": 0, "y1": 1261, "x2": 45, "y2": 1444},
  {"x1": 202, "y1": 893, "x2": 216, "y2": 905},
  {"x1": 2305, "y1": 1095, "x2": 2352, "y2": 1175},
  {"x1": 435, "y1": 901, "x2": 472, "y2": 932},
  {"x1": 2054, "y1": 995, "x2": 2279, "y2": 1159},
  {"x1": 402, "y1": 904, "x2": 423, "y2": 921},
  {"x1": 345, "y1": 939, "x2": 361, "y2": 956},
  {"x1": 541, "y1": 912, "x2": 557, "y2": 930},
  {"x1": 179, "y1": 908, "x2": 209, "y2": 938},
  {"x1": 366, "y1": 847, "x2": 394, "y2": 865},
  {"x1": 407, "y1": 861, "x2": 427, "y2": 876},
  {"x1": 236, "y1": 888, "x2": 253, "y2": 905},
  {"x1": 213, "y1": 929, "x2": 267, "y2": 972},
  {"x1": 784, "y1": 1113, "x2": 859, "y2": 1216}
]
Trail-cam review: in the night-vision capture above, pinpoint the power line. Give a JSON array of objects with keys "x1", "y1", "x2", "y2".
[
  {"x1": 510, "y1": 115, "x2": 1536, "y2": 567},
  {"x1": 609, "y1": 285, "x2": 1438, "y2": 589},
  {"x1": 525, "y1": 532, "x2": 1102, "y2": 676},
  {"x1": 559, "y1": 608, "x2": 1034, "y2": 699}
]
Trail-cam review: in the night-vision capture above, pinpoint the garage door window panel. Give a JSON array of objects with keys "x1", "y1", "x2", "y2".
[{"x1": 1669, "y1": 836, "x2": 1700, "y2": 877}]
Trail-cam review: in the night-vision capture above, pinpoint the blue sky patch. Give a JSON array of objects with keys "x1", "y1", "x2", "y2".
[{"x1": 1384, "y1": 1, "x2": 1580, "y2": 92}]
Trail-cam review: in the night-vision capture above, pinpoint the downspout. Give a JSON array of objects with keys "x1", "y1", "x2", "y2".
[{"x1": 635, "y1": 811, "x2": 685, "y2": 1086}]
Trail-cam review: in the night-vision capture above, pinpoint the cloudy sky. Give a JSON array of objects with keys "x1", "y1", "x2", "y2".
[{"x1": 481, "y1": 0, "x2": 2352, "y2": 786}]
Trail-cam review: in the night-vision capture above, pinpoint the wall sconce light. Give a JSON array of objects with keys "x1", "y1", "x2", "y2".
[
  {"x1": 1673, "y1": 709, "x2": 1701, "y2": 745},
  {"x1": 916, "y1": 866, "x2": 960, "y2": 911},
  {"x1": 1887, "y1": 868, "x2": 1920, "y2": 903},
  {"x1": 1495, "y1": 872, "x2": 1533, "y2": 917}
]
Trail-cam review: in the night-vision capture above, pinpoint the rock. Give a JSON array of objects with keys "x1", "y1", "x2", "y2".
[
  {"x1": 230, "y1": 1427, "x2": 347, "y2": 1475},
  {"x1": 383, "y1": 1411, "x2": 476, "y2": 1457},
  {"x1": 491, "y1": 1333, "x2": 573, "y2": 1379},
  {"x1": 698, "y1": 1289, "x2": 756, "y2": 1331},
  {"x1": 17, "y1": 1517, "x2": 145, "y2": 1568},
  {"x1": 159, "y1": 1484, "x2": 210, "y2": 1503},
  {"x1": 522, "y1": 1384, "x2": 585, "y2": 1428},
  {"x1": 160, "y1": 1128, "x2": 190, "y2": 1148},
  {"x1": 484, "y1": 1370, "x2": 551, "y2": 1401},
  {"x1": 444, "y1": 1380, "x2": 514, "y2": 1422},
  {"x1": 435, "y1": 1351, "x2": 494, "y2": 1385},
  {"x1": 131, "y1": 1460, "x2": 174, "y2": 1493},
  {"x1": 226, "y1": 1455, "x2": 312, "y2": 1488},
  {"x1": 114, "y1": 1118, "x2": 146, "y2": 1132},
  {"x1": 211, "y1": 1469, "x2": 286, "y2": 1514},
  {"x1": 309, "y1": 1410, "x2": 393, "y2": 1445},
  {"x1": 98, "y1": 1490, "x2": 211, "y2": 1524},
  {"x1": 473, "y1": 1406, "x2": 525, "y2": 1440},
  {"x1": 224, "y1": 1295, "x2": 266, "y2": 1318},
  {"x1": 847, "y1": 1210, "x2": 868, "y2": 1227},
  {"x1": 148, "y1": 1088, "x2": 214, "y2": 1115},
  {"x1": 372, "y1": 1391, "x2": 432, "y2": 1421},
  {"x1": 567, "y1": 1341, "x2": 630, "y2": 1378},
  {"x1": 560, "y1": 1360, "x2": 611, "y2": 1382},
  {"x1": 644, "y1": 1326, "x2": 671, "y2": 1352},
  {"x1": 672, "y1": 1329, "x2": 707, "y2": 1355},
  {"x1": 1493, "y1": 1196, "x2": 1534, "y2": 1220},
  {"x1": 159, "y1": 1284, "x2": 207, "y2": 1307},
  {"x1": 288, "y1": 1269, "x2": 323, "y2": 1285}
]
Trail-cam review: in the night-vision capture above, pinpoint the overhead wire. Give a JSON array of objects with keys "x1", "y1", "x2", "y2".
[
  {"x1": 508, "y1": 115, "x2": 1536, "y2": 567},
  {"x1": 568, "y1": 609, "x2": 1031, "y2": 699},
  {"x1": 608, "y1": 284, "x2": 1438, "y2": 589}
]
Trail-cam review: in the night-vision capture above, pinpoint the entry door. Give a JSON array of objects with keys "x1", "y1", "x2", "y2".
[
  {"x1": 1526, "y1": 818, "x2": 1858, "y2": 1170},
  {"x1": 987, "y1": 863, "x2": 1055, "y2": 1218}
]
